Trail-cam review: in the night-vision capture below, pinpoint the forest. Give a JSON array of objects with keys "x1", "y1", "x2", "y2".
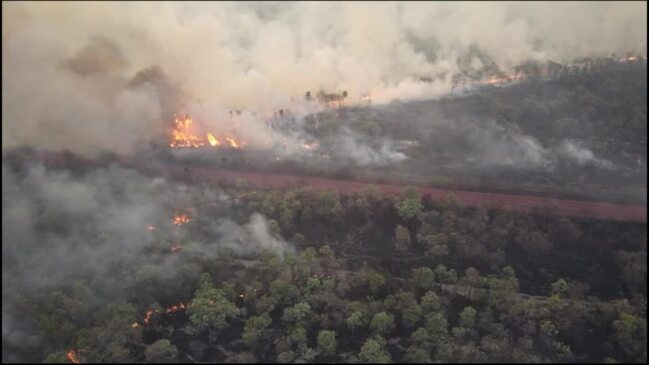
[
  {"x1": 3, "y1": 161, "x2": 646, "y2": 363},
  {"x1": 2, "y1": 3, "x2": 647, "y2": 364}
]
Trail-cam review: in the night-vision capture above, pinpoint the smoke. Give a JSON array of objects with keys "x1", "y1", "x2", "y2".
[
  {"x1": 1, "y1": 161, "x2": 293, "y2": 339},
  {"x1": 558, "y1": 140, "x2": 615, "y2": 170},
  {"x1": 334, "y1": 127, "x2": 407, "y2": 167},
  {"x1": 207, "y1": 213, "x2": 295, "y2": 260},
  {"x1": 3, "y1": 2, "x2": 646, "y2": 157}
]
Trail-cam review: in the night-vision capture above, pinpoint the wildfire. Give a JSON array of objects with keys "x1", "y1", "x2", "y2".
[
  {"x1": 147, "y1": 224, "x2": 156, "y2": 231},
  {"x1": 168, "y1": 113, "x2": 248, "y2": 150},
  {"x1": 225, "y1": 137, "x2": 240, "y2": 148},
  {"x1": 166, "y1": 303, "x2": 186, "y2": 313},
  {"x1": 170, "y1": 115, "x2": 204, "y2": 148},
  {"x1": 170, "y1": 244, "x2": 183, "y2": 253},
  {"x1": 172, "y1": 213, "x2": 190, "y2": 226},
  {"x1": 302, "y1": 141, "x2": 319, "y2": 151},
  {"x1": 134, "y1": 302, "x2": 188, "y2": 328},
  {"x1": 66, "y1": 350, "x2": 80, "y2": 364},
  {"x1": 143, "y1": 309, "x2": 155, "y2": 325},
  {"x1": 207, "y1": 133, "x2": 221, "y2": 146}
]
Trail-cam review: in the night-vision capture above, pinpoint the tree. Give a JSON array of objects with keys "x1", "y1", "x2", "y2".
[
  {"x1": 395, "y1": 187, "x2": 423, "y2": 221},
  {"x1": 277, "y1": 350, "x2": 296, "y2": 363},
  {"x1": 365, "y1": 268, "x2": 386, "y2": 295},
  {"x1": 421, "y1": 234, "x2": 450, "y2": 256},
  {"x1": 281, "y1": 302, "x2": 312, "y2": 325},
  {"x1": 318, "y1": 244, "x2": 339, "y2": 272},
  {"x1": 317, "y1": 330, "x2": 337, "y2": 356},
  {"x1": 395, "y1": 225, "x2": 412, "y2": 252},
  {"x1": 74, "y1": 303, "x2": 140, "y2": 363},
  {"x1": 401, "y1": 301, "x2": 423, "y2": 330},
  {"x1": 424, "y1": 312, "x2": 449, "y2": 347},
  {"x1": 612, "y1": 312, "x2": 647, "y2": 362},
  {"x1": 270, "y1": 279, "x2": 299, "y2": 307},
  {"x1": 359, "y1": 337, "x2": 392, "y2": 363},
  {"x1": 412, "y1": 267, "x2": 435, "y2": 290},
  {"x1": 346, "y1": 311, "x2": 366, "y2": 334},
  {"x1": 459, "y1": 306, "x2": 477, "y2": 328},
  {"x1": 434, "y1": 264, "x2": 458, "y2": 284},
  {"x1": 145, "y1": 339, "x2": 178, "y2": 363},
  {"x1": 370, "y1": 312, "x2": 395, "y2": 336},
  {"x1": 242, "y1": 313, "x2": 272, "y2": 346},
  {"x1": 405, "y1": 346, "x2": 430, "y2": 363},
  {"x1": 384, "y1": 292, "x2": 422, "y2": 329},
  {"x1": 420, "y1": 290, "x2": 441, "y2": 313},
  {"x1": 187, "y1": 275, "x2": 239, "y2": 338},
  {"x1": 550, "y1": 278, "x2": 569, "y2": 298},
  {"x1": 43, "y1": 351, "x2": 69, "y2": 363},
  {"x1": 305, "y1": 277, "x2": 321, "y2": 294}
]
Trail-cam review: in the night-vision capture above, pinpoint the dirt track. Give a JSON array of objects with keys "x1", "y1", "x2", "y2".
[{"x1": 155, "y1": 164, "x2": 646, "y2": 223}]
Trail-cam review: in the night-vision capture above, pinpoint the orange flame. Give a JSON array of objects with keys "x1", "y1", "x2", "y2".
[
  {"x1": 67, "y1": 350, "x2": 80, "y2": 364},
  {"x1": 137, "y1": 302, "x2": 188, "y2": 327},
  {"x1": 170, "y1": 244, "x2": 183, "y2": 253},
  {"x1": 172, "y1": 213, "x2": 190, "y2": 226},
  {"x1": 147, "y1": 225, "x2": 156, "y2": 231},
  {"x1": 166, "y1": 303, "x2": 186, "y2": 313},
  {"x1": 170, "y1": 115, "x2": 204, "y2": 148},
  {"x1": 143, "y1": 309, "x2": 155, "y2": 325},
  {"x1": 225, "y1": 137, "x2": 240, "y2": 148},
  {"x1": 207, "y1": 133, "x2": 220, "y2": 146}
]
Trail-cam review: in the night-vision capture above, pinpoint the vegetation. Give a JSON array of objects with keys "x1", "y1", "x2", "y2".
[{"x1": 7, "y1": 178, "x2": 645, "y2": 363}]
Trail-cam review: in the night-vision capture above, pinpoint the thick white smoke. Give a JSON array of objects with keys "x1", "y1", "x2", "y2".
[{"x1": 2, "y1": 2, "x2": 646, "y2": 156}]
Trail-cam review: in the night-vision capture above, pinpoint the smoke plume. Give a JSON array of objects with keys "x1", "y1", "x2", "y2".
[{"x1": 3, "y1": 2, "x2": 646, "y2": 157}]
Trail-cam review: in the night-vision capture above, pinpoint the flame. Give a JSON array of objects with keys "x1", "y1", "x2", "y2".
[
  {"x1": 207, "y1": 133, "x2": 220, "y2": 146},
  {"x1": 166, "y1": 303, "x2": 186, "y2": 313},
  {"x1": 67, "y1": 350, "x2": 80, "y2": 364},
  {"x1": 143, "y1": 309, "x2": 155, "y2": 325},
  {"x1": 172, "y1": 213, "x2": 190, "y2": 226},
  {"x1": 147, "y1": 225, "x2": 156, "y2": 231},
  {"x1": 239, "y1": 294, "x2": 244, "y2": 298},
  {"x1": 136, "y1": 302, "x2": 188, "y2": 327},
  {"x1": 170, "y1": 244, "x2": 183, "y2": 253},
  {"x1": 302, "y1": 141, "x2": 319, "y2": 151},
  {"x1": 225, "y1": 137, "x2": 240, "y2": 148},
  {"x1": 170, "y1": 115, "x2": 204, "y2": 148}
]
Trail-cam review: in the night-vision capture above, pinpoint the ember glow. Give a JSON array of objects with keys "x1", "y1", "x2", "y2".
[
  {"x1": 172, "y1": 213, "x2": 190, "y2": 226},
  {"x1": 143, "y1": 309, "x2": 155, "y2": 325},
  {"x1": 146, "y1": 224, "x2": 156, "y2": 231},
  {"x1": 66, "y1": 350, "x2": 80, "y2": 364},
  {"x1": 302, "y1": 141, "x2": 319, "y2": 151},
  {"x1": 133, "y1": 302, "x2": 188, "y2": 328},
  {"x1": 165, "y1": 302, "x2": 186, "y2": 313},
  {"x1": 170, "y1": 244, "x2": 183, "y2": 253}
]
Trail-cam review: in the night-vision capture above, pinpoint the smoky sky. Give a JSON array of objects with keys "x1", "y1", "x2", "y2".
[{"x1": 2, "y1": 2, "x2": 646, "y2": 158}]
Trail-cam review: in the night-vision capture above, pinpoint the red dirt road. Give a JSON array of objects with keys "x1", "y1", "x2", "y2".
[{"x1": 160, "y1": 165, "x2": 646, "y2": 223}]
